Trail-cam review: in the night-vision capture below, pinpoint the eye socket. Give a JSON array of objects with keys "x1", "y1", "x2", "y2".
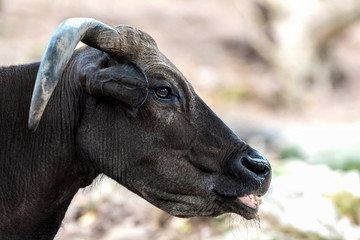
[{"x1": 155, "y1": 87, "x2": 171, "y2": 99}]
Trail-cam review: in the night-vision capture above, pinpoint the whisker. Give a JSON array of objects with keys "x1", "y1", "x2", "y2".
[{"x1": 225, "y1": 214, "x2": 262, "y2": 240}]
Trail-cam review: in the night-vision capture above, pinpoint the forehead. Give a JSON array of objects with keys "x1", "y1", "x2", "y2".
[
  {"x1": 144, "y1": 55, "x2": 192, "y2": 88},
  {"x1": 144, "y1": 61, "x2": 196, "y2": 113}
]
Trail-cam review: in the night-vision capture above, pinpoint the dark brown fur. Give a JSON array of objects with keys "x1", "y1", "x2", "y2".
[{"x1": 0, "y1": 38, "x2": 271, "y2": 239}]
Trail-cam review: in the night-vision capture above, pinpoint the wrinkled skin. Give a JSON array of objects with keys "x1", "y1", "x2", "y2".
[
  {"x1": 75, "y1": 48, "x2": 271, "y2": 218},
  {"x1": 0, "y1": 20, "x2": 271, "y2": 240}
]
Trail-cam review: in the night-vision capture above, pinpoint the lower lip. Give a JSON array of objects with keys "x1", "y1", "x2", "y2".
[
  {"x1": 237, "y1": 194, "x2": 262, "y2": 209},
  {"x1": 213, "y1": 191, "x2": 261, "y2": 219},
  {"x1": 234, "y1": 200, "x2": 259, "y2": 219}
]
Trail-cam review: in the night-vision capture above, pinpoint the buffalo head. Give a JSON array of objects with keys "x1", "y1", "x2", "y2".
[{"x1": 29, "y1": 18, "x2": 271, "y2": 220}]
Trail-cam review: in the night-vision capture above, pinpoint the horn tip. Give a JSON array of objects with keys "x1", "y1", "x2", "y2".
[
  {"x1": 28, "y1": 116, "x2": 39, "y2": 133},
  {"x1": 28, "y1": 107, "x2": 42, "y2": 132}
]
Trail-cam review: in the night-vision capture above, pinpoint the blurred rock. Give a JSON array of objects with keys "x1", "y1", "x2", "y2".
[{"x1": 259, "y1": 160, "x2": 360, "y2": 239}]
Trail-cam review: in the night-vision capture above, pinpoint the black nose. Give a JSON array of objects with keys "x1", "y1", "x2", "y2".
[{"x1": 230, "y1": 147, "x2": 271, "y2": 180}]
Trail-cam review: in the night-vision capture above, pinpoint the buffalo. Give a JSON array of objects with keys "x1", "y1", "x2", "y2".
[{"x1": 0, "y1": 18, "x2": 271, "y2": 240}]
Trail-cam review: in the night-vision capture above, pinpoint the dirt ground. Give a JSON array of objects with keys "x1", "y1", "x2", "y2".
[{"x1": 1, "y1": 0, "x2": 360, "y2": 239}]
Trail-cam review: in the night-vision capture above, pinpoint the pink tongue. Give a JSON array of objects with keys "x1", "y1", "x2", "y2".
[{"x1": 238, "y1": 194, "x2": 262, "y2": 208}]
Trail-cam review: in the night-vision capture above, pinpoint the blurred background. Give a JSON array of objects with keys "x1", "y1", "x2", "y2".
[{"x1": 1, "y1": 0, "x2": 360, "y2": 239}]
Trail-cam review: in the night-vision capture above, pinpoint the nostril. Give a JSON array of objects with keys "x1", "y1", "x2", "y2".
[
  {"x1": 228, "y1": 147, "x2": 271, "y2": 180},
  {"x1": 241, "y1": 157, "x2": 270, "y2": 177}
]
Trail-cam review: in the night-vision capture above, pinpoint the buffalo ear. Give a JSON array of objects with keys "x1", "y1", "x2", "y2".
[{"x1": 83, "y1": 62, "x2": 149, "y2": 108}]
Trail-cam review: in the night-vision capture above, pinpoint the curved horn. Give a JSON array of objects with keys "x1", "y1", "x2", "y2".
[{"x1": 28, "y1": 18, "x2": 134, "y2": 132}]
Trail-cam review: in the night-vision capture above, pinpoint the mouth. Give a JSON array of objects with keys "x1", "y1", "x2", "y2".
[
  {"x1": 214, "y1": 191, "x2": 264, "y2": 219},
  {"x1": 237, "y1": 194, "x2": 262, "y2": 209}
]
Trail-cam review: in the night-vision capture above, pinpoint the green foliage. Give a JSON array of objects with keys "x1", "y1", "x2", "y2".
[
  {"x1": 177, "y1": 221, "x2": 192, "y2": 234},
  {"x1": 316, "y1": 147, "x2": 360, "y2": 172},
  {"x1": 279, "y1": 145, "x2": 304, "y2": 160},
  {"x1": 326, "y1": 158, "x2": 360, "y2": 172},
  {"x1": 211, "y1": 214, "x2": 228, "y2": 226},
  {"x1": 331, "y1": 191, "x2": 360, "y2": 225}
]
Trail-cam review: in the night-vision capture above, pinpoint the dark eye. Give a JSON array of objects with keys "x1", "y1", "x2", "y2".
[{"x1": 155, "y1": 87, "x2": 171, "y2": 99}]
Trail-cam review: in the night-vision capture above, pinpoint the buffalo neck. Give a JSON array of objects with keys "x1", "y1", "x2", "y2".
[{"x1": 0, "y1": 62, "x2": 93, "y2": 239}]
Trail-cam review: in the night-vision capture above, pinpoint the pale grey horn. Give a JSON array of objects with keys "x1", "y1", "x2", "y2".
[{"x1": 28, "y1": 18, "x2": 124, "y2": 132}]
